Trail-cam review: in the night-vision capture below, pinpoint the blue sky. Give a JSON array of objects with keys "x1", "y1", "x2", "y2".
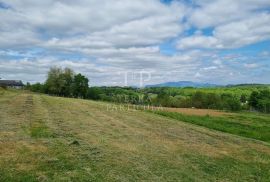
[{"x1": 0, "y1": 0, "x2": 269, "y2": 86}]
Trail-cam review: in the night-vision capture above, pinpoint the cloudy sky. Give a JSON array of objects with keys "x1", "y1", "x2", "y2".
[{"x1": 0, "y1": 0, "x2": 269, "y2": 86}]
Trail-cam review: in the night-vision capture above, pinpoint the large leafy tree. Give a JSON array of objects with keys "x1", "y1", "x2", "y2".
[
  {"x1": 45, "y1": 67, "x2": 64, "y2": 95},
  {"x1": 44, "y1": 67, "x2": 89, "y2": 98},
  {"x1": 249, "y1": 89, "x2": 270, "y2": 113},
  {"x1": 249, "y1": 91, "x2": 259, "y2": 108},
  {"x1": 61, "y1": 68, "x2": 74, "y2": 97},
  {"x1": 72, "y1": 73, "x2": 89, "y2": 98}
]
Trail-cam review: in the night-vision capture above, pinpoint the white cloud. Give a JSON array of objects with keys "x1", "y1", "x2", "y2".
[
  {"x1": 201, "y1": 66, "x2": 217, "y2": 71},
  {"x1": 0, "y1": 50, "x2": 204, "y2": 86},
  {"x1": 177, "y1": 13, "x2": 270, "y2": 49},
  {"x1": 244, "y1": 63, "x2": 258, "y2": 69},
  {"x1": 177, "y1": 35, "x2": 220, "y2": 49},
  {"x1": 189, "y1": 0, "x2": 270, "y2": 28},
  {"x1": 0, "y1": 0, "x2": 186, "y2": 49},
  {"x1": 214, "y1": 13, "x2": 270, "y2": 48},
  {"x1": 0, "y1": 0, "x2": 269, "y2": 85}
]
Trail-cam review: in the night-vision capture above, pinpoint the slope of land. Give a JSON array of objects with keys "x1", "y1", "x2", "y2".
[
  {"x1": 1, "y1": 90, "x2": 270, "y2": 181},
  {"x1": 156, "y1": 107, "x2": 229, "y2": 116},
  {"x1": 152, "y1": 110, "x2": 270, "y2": 143}
]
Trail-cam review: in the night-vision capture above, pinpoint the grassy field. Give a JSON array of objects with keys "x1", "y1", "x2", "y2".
[
  {"x1": 152, "y1": 110, "x2": 270, "y2": 143},
  {"x1": 1, "y1": 89, "x2": 270, "y2": 181},
  {"x1": 157, "y1": 107, "x2": 229, "y2": 117}
]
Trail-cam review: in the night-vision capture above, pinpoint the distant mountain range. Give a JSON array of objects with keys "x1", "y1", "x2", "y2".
[{"x1": 146, "y1": 81, "x2": 221, "y2": 88}]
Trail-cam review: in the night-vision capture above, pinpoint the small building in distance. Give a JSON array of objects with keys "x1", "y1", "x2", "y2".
[{"x1": 0, "y1": 80, "x2": 24, "y2": 89}]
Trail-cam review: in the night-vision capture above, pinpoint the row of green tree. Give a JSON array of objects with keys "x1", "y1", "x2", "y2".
[
  {"x1": 151, "y1": 91, "x2": 243, "y2": 111},
  {"x1": 26, "y1": 67, "x2": 270, "y2": 113},
  {"x1": 85, "y1": 87, "x2": 270, "y2": 112}
]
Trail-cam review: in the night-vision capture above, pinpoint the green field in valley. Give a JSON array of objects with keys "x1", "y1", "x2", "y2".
[{"x1": 1, "y1": 89, "x2": 270, "y2": 181}]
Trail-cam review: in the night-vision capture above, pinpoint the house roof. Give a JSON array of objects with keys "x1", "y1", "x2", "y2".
[{"x1": 0, "y1": 80, "x2": 24, "y2": 86}]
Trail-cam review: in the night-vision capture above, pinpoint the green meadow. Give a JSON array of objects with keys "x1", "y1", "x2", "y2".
[{"x1": 1, "y1": 89, "x2": 270, "y2": 181}]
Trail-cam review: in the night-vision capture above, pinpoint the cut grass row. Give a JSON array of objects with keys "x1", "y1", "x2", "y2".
[{"x1": 151, "y1": 110, "x2": 270, "y2": 143}]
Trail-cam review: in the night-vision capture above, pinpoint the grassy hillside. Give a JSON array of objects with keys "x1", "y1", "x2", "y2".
[
  {"x1": 152, "y1": 110, "x2": 270, "y2": 143},
  {"x1": 1, "y1": 90, "x2": 270, "y2": 181}
]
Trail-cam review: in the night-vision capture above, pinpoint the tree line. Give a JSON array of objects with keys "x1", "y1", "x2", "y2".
[{"x1": 26, "y1": 67, "x2": 270, "y2": 113}]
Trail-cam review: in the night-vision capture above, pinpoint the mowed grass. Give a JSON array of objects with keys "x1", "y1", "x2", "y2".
[
  {"x1": 0, "y1": 90, "x2": 270, "y2": 181},
  {"x1": 152, "y1": 110, "x2": 270, "y2": 143}
]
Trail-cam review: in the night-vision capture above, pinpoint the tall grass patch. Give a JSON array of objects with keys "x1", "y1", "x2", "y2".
[{"x1": 152, "y1": 110, "x2": 270, "y2": 143}]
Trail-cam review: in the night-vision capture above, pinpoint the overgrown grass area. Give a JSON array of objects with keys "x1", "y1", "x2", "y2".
[
  {"x1": 30, "y1": 123, "x2": 54, "y2": 138},
  {"x1": 1, "y1": 90, "x2": 270, "y2": 181},
  {"x1": 151, "y1": 110, "x2": 270, "y2": 143}
]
